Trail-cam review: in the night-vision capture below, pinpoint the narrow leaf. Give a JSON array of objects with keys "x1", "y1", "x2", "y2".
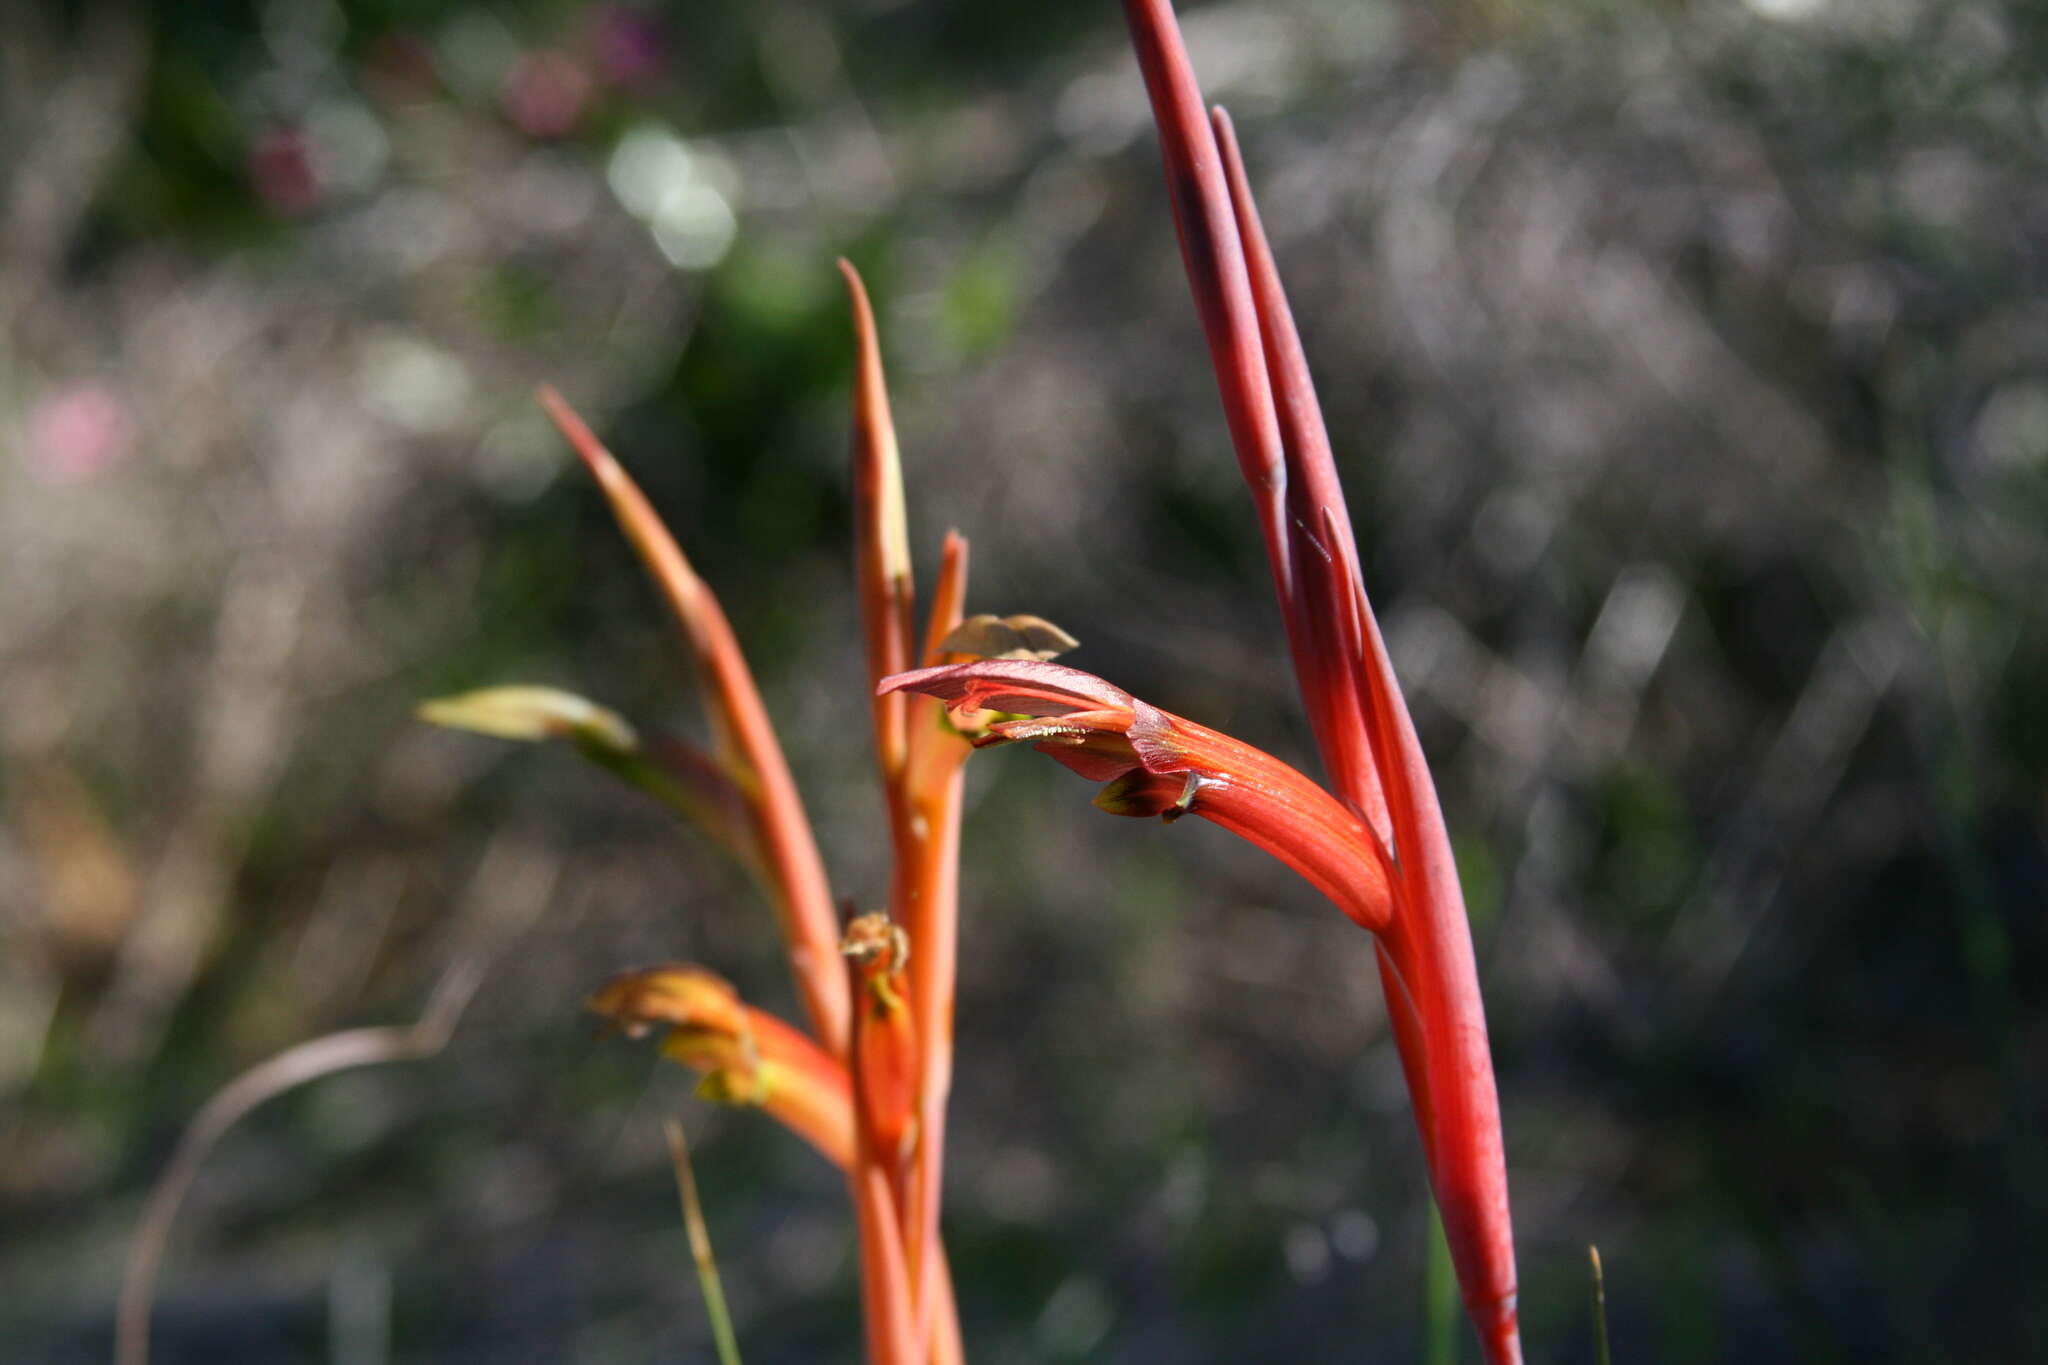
[
  {"x1": 1425, "y1": 1200, "x2": 1459, "y2": 1365},
  {"x1": 1590, "y1": 1246, "x2": 1612, "y2": 1365},
  {"x1": 418, "y1": 685, "x2": 636, "y2": 748},
  {"x1": 420, "y1": 687, "x2": 761, "y2": 865},
  {"x1": 665, "y1": 1121, "x2": 746, "y2": 1365}
]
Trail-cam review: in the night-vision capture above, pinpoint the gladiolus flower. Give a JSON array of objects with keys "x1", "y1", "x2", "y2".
[
  {"x1": 1119, "y1": 4, "x2": 1522, "y2": 1358},
  {"x1": 881, "y1": 659, "x2": 1392, "y2": 936}
]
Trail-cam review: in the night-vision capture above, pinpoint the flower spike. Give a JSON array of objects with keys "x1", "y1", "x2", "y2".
[
  {"x1": 837, "y1": 270, "x2": 971, "y2": 1364},
  {"x1": 1121, "y1": 5, "x2": 1522, "y2": 1360}
]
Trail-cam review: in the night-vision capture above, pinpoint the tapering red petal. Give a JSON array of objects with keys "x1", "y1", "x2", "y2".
[{"x1": 880, "y1": 658, "x2": 1136, "y2": 719}]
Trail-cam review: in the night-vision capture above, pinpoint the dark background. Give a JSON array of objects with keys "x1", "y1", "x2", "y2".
[{"x1": 3, "y1": 1, "x2": 2043, "y2": 1361}]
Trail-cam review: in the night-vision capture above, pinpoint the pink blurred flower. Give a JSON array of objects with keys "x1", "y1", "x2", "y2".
[
  {"x1": 24, "y1": 383, "x2": 135, "y2": 485},
  {"x1": 589, "y1": 6, "x2": 667, "y2": 89},
  {"x1": 249, "y1": 126, "x2": 321, "y2": 215},
  {"x1": 501, "y1": 50, "x2": 592, "y2": 140}
]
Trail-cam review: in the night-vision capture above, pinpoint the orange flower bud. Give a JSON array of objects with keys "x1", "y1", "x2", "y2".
[{"x1": 589, "y1": 965, "x2": 854, "y2": 1170}]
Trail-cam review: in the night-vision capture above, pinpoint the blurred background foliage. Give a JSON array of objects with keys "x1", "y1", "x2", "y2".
[{"x1": 2, "y1": 0, "x2": 2044, "y2": 1361}]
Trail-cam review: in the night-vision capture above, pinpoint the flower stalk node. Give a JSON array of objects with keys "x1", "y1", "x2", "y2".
[
  {"x1": 844, "y1": 911, "x2": 921, "y2": 1179},
  {"x1": 842, "y1": 912, "x2": 911, "y2": 1012}
]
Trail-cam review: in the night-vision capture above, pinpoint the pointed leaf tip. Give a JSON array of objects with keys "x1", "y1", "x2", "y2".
[
  {"x1": 938, "y1": 613, "x2": 1080, "y2": 662},
  {"x1": 534, "y1": 383, "x2": 608, "y2": 475},
  {"x1": 418, "y1": 685, "x2": 637, "y2": 751}
]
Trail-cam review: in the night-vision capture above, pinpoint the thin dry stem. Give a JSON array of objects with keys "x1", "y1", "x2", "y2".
[
  {"x1": 665, "y1": 1121, "x2": 744, "y2": 1365},
  {"x1": 115, "y1": 962, "x2": 482, "y2": 1365}
]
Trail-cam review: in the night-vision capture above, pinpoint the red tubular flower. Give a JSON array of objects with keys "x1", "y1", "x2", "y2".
[
  {"x1": 1120, "y1": 4, "x2": 1523, "y2": 1359},
  {"x1": 880, "y1": 659, "x2": 1392, "y2": 936}
]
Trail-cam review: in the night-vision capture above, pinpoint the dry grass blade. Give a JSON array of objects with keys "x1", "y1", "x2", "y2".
[
  {"x1": 665, "y1": 1121, "x2": 745, "y2": 1365},
  {"x1": 1591, "y1": 1246, "x2": 1612, "y2": 1365},
  {"x1": 115, "y1": 962, "x2": 483, "y2": 1365}
]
